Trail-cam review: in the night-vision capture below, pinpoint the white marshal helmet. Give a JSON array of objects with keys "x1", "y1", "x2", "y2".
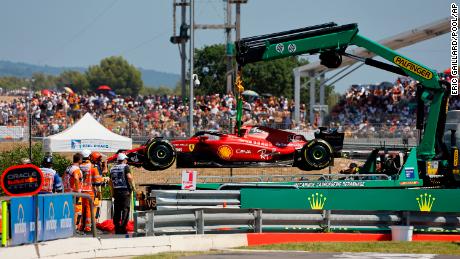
[
  {"x1": 117, "y1": 153, "x2": 128, "y2": 161},
  {"x1": 81, "y1": 149, "x2": 92, "y2": 158}
]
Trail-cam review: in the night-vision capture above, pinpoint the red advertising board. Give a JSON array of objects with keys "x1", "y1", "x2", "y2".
[{"x1": 0, "y1": 164, "x2": 44, "y2": 196}]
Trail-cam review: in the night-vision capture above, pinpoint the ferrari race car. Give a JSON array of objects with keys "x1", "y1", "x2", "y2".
[{"x1": 108, "y1": 125, "x2": 344, "y2": 171}]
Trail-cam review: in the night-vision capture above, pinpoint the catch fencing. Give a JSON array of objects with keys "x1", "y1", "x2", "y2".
[
  {"x1": 2, "y1": 117, "x2": 418, "y2": 149},
  {"x1": 126, "y1": 122, "x2": 418, "y2": 146},
  {"x1": 0, "y1": 126, "x2": 25, "y2": 141}
]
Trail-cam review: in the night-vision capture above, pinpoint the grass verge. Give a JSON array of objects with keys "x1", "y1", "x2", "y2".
[{"x1": 242, "y1": 241, "x2": 460, "y2": 255}]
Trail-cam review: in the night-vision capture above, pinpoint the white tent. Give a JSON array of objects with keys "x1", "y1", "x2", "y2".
[{"x1": 43, "y1": 113, "x2": 132, "y2": 153}]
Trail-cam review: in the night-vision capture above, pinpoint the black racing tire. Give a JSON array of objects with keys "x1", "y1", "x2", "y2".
[
  {"x1": 299, "y1": 139, "x2": 333, "y2": 170},
  {"x1": 145, "y1": 139, "x2": 176, "y2": 170},
  {"x1": 141, "y1": 161, "x2": 157, "y2": 171}
]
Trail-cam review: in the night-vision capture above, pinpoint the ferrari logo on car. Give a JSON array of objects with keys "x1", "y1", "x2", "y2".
[
  {"x1": 217, "y1": 145, "x2": 233, "y2": 160},
  {"x1": 189, "y1": 144, "x2": 195, "y2": 152}
]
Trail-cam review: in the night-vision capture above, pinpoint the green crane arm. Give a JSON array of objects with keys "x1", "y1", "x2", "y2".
[{"x1": 235, "y1": 22, "x2": 448, "y2": 160}]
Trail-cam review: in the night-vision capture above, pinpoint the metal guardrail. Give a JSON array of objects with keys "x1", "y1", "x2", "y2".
[
  {"x1": 142, "y1": 190, "x2": 460, "y2": 236},
  {"x1": 150, "y1": 190, "x2": 240, "y2": 211},
  {"x1": 163, "y1": 173, "x2": 391, "y2": 186},
  {"x1": 343, "y1": 138, "x2": 417, "y2": 147},
  {"x1": 133, "y1": 208, "x2": 460, "y2": 236},
  {"x1": 165, "y1": 175, "x2": 266, "y2": 184}
]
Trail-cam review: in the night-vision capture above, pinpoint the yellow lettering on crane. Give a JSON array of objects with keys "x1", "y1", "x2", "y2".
[
  {"x1": 393, "y1": 56, "x2": 433, "y2": 80},
  {"x1": 454, "y1": 149, "x2": 459, "y2": 167}
]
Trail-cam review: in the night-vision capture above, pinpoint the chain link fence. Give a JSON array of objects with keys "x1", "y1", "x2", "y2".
[{"x1": 1, "y1": 112, "x2": 417, "y2": 148}]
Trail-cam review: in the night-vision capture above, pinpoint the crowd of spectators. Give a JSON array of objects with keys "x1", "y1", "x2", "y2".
[
  {"x1": 0, "y1": 90, "x2": 307, "y2": 138},
  {"x1": 0, "y1": 73, "x2": 458, "y2": 140},
  {"x1": 329, "y1": 73, "x2": 459, "y2": 139}
]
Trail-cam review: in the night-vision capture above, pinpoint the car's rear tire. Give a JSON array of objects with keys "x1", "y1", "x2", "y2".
[
  {"x1": 299, "y1": 139, "x2": 333, "y2": 170},
  {"x1": 145, "y1": 139, "x2": 176, "y2": 170}
]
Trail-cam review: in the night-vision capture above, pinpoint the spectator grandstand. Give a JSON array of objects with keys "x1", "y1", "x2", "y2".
[{"x1": 0, "y1": 71, "x2": 457, "y2": 141}]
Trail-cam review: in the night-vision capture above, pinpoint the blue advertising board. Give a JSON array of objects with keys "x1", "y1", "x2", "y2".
[
  {"x1": 42, "y1": 194, "x2": 74, "y2": 240},
  {"x1": 9, "y1": 194, "x2": 74, "y2": 245},
  {"x1": 9, "y1": 196, "x2": 35, "y2": 245}
]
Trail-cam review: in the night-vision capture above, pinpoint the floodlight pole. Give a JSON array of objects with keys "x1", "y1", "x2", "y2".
[
  {"x1": 188, "y1": 0, "x2": 195, "y2": 137},
  {"x1": 28, "y1": 78, "x2": 34, "y2": 160}
]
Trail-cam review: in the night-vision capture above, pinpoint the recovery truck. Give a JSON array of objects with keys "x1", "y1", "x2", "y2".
[
  {"x1": 140, "y1": 23, "x2": 460, "y2": 216},
  {"x1": 229, "y1": 22, "x2": 459, "y2": 189}
]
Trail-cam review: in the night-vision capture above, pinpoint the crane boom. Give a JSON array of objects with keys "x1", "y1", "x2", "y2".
[{"x1": 235, "y1": 22, "x2": 449, "y2": 164}]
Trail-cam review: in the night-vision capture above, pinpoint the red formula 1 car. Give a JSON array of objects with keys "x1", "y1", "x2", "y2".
[{"x1": 108, "y1": 125, "x2": 344, "y2": 171}]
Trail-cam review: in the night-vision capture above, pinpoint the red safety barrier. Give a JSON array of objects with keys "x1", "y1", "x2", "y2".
[
  {"x1": 246, "y1": 233, "x2": 460, "y2": 246},
  {"x1": 247, "y1": 233, "x2": 391, "y2": 246},
  {"x1": 96, "y1": 219, "x2": 134, "y2": 233},
  {"x1": 413, "y1": 234, "x2": 460, "y2": 242}
]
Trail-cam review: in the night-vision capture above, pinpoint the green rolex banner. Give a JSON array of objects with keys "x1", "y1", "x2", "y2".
[{"x1": 241, "y1": 188, "x2": 460, "y2": 213}]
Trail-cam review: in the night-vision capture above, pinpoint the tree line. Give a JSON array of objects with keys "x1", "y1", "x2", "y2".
[
  {"x1": 194, "y1": 44, "x2": 337, "y2": 105},
  {"x1": 0, "y1": 45, "x2": 337, "y2": 104},
  {"x1": 0, "y1": 56, "x2": 143, "y2": 96}
]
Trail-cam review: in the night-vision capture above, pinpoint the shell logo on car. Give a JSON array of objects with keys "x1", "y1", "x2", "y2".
[{"x1": 217, "y1": 145, "x2": 233, "y2": 160}]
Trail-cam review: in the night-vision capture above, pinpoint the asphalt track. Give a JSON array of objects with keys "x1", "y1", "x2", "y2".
[{"x1": 185, "y1": 251, "x2": 460, "y2": 259}]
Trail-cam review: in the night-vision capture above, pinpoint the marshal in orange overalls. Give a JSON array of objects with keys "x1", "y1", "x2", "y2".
[
  {"x1": 79, "y1": 160, "x2": 99, "y2": 232},
  {"x1": 63, "y1": 164, "x2": 82, "y2": 227}
]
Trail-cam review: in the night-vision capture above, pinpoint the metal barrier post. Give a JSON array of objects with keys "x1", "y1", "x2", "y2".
[
  {"x1": 133, "y1": 211, "x2": 138, "y2": 236},
  {"x1": 72, "y1": 193, "x2": 96, "y2": 237},
  {"x1": 73, "y1": 195, "x2": 77, "y2": 236},
  {"x1": 34, "y1": 195, "x2": 39, "y2": 243},
  {"x1": 133, "y1": 211, "x2": 146, "y2": 237},
  {"x1": 254, "y1": 209, "x2": 262, "y2": 233},
  {"x1": 1, "y1": 200, "x2": 8, "y2": 247},
  {"x1": 89, "y1": 197, "x2": 96, "y2": 237},
  {"x1": 147, "y1": 211, "x2": 154, "y2": 236},
  {"x1": 323, "y1": 210, "x2": 331, "y2": 232},
  {"x1": 403, "y1": 211, "x2": 411, "y2": 226},
  {"x1": 195, "y1": 210, "x2": 204, "y2": 234}
]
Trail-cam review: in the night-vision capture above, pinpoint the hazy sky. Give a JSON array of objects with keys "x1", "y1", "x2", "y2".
[{"x1": 0, "y1": 0, "x2": 453, "y2": 92}]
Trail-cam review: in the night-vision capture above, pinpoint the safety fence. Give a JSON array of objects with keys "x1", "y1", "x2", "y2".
[
  {"x1": 0, "y1": 193, "x2": 96, "y2": 247},
  {"x1": 0, "y1": 126, "x2": 25, "y2": 141},
  {"x1": 133, "y1": 208, "x2": 460, "y2": 236},
  {"x1": 1, "y1": 120, "x2": 418, "y2": 147},
  {"x1": 126, "y1": 123, "x2": 418, "y2": 146}
]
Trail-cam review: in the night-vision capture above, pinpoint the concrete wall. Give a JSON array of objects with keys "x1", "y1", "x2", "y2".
[{"x1": 0, "y1": 234, "x2": 249, "y2": 259}]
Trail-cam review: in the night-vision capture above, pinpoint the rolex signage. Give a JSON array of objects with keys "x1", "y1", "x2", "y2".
[
  {"x1": 308, "y1": 193, "x2": 327, "y2": 210},
  {"x1": 241, "y1": 189, "x2": 460, "y2": 213}
]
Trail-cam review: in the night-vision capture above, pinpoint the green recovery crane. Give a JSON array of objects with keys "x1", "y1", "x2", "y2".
[{"x1": 234, "y1": 22, "x2": 457, "y2": 187}]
